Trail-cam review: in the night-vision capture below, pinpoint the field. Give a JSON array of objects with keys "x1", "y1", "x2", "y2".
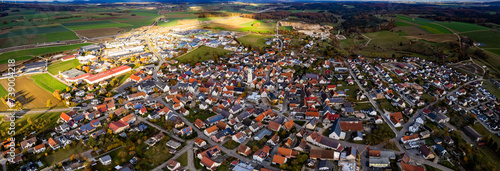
[
  {"x1": 176, "y1": 46, "x2": 230, "y2": 64},
  {"x1": 395, "y1": 21, "x2": 414, "y2": 27},
  {"x1": 43, "y1": 143, "x2": 91, "y2": 166},
  {"x1": 74, "y1": 27, "x2": 125, "y2": 38},
  {"x1": 0, "y1": 85, "x2": 7, "y2": 98},
  {"x1": 0, "y1": 111, "x2": 64, "y2": 140},
  {"x1": 395, "y1": 15, "x2": 452, "y2": 34},
  {"x1": 0, "y1": 43, "x2": 91, "y2": 63},
  {"x1": 435, "y1": 21, "x2": 490, "y2": 33},
  {"x1": 0, "y1": 25, "x2": 79, "y2": 48},
  {"x1": 48, "y1": 59, "x2": 81, "y2": 75},
  {"x1": 486, "y1": 49, "x2": 500, "y2": 56},
  {"x1": 62, "y1": 20, "x2": 131, "y2": 30},
  {"x1": 237, "y1": 34, "x2": 273, "y2": 47},
  {"x1": 0, "y1": 76, "x2": 65, "y2": 110},
  {"x1": 279, "y1": 26, "x2": 292, "y2": 31},
  {"x1": 461, "y1": 31, "x2": 500, "y2": 48},
  {"x1": 405, "y1": 34, "x2": 458, "y2": 43},
  {"x1": 199, "y1": 17, "x2": 276, "y2": 33},
  {"x1": 30, "y1": 74, "x2": 68, "y2": 93},
  {"x1": 178, "y1": 152, "x2": 188, "y2": 167}
]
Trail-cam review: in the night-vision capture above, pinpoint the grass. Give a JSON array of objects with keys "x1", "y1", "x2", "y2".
[
  {"x1": 0, "y1": 56, "x2": 32, "y2": 64},
  {"x1": 461, "y1": 31, "x2": 500, "y2": 48},
  {"x1": 486, "y1": 49, "x2": 500, "y2": 56},
  {"x1": 237, "y1": 34, "x2": 273, "y2": 47},
  {"x1": 472, "y1": 123, "x2": 500, "y2": 146},
  {"x1": 294, "y1": 120, "x2": 306, "y2": 126},
  {"x1": 353, "y1": 102, "x2": 373, "y2": 110},
  {"x1": 0, "y1": 43, "x2": 92, "y2": 62},
  {"x1": 0, "y1": 85, "x2": 7, "y2": 98},
  {"x1": 396, "y1": 21, "x2": 413, "y2": 26},
  {"x1": 483, "y1": 81, "x2": 500, "y2": 98},
  {"x1": 395, "y1": 14, "x2": 452, "y2": 34},
  {"x1": 144, "y1": 138, "x2": 174, "y2": 166},
  {"x1": 178, "y1": 152, "x2": 188, "y2": 167},
  {"x1": 176, "y1": 46, "x2": 230, "y2": 64},
  {"x1": 279, "y1": 26, "x2": 292, "y2": 31},
  {"x1": 47, "y1": 59, "x2": 81, "y2": 75},
  {"x1": 116, "y1": 71, "x2": 135, "y2": 84},
  {"x1": 0, "y1": 25, "x2": 72, "y2": 38},
  {"x1": 223, "y1": 140, "x2": 240, "y2": 150},
  {"x1": 1, "y1": 31, "x2": 80, "y2": 48},
  {"x1": 43, "y1": 142, "x2": 90, "y2": 166},
  {"x1": 30, "y1": 73, "x2": 68, "y2": 93},
  {"x1": 185, "y1": 110, "x2": 216, "y2": 123},
  {"x1": 0, "y1": 111, "x2": 64, "y2": 140},
  {"x1": 62, "y1": 20, "x2": 131, "y2": 30},
  {"x1": 435, "y1": 21, "x2": 490, "y2": 33}
]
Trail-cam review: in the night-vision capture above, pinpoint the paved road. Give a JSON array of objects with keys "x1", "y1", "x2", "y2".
[
  {"x1": 152, "y1": 140, "x2": 194, "y2": 171},
  {"x1": 137, "y1": 116, "x2": 185, "y2": 143}
]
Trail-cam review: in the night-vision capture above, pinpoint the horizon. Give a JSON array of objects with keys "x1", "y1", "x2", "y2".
[{"x1": 1, "y1": 0, "x2": 499, "y2": 3}]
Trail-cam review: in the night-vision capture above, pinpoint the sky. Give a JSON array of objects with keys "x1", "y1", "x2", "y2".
[{"x1": 2, "y1": 0, "x2": 494, "y2": 2}]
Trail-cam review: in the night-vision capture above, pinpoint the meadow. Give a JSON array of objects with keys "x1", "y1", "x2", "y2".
[
  {"x1": 237, "y1": 34, "x2": 273, "y2": 47},
  {"x1": 30, "y1": 73, "x2": 68, "y2": 93},
  {"x1": 0, "y1": 85, "x2": 7, "y2": 98},
  {"x1": 396, "y1": 14, "x2": 452, "y2": 34},
  {"x1": 47, "y1": 59, "x2": 82, "y2": 75},
  {"x1": 176, "y1": 46, "x2": 230, "y2": 64},
  {"x1": 0, "y1": 112, "x2": 63, "y2": 140}
]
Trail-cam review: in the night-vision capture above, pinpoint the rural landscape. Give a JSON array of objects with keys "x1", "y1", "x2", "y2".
[{"x1": 0, "y1": 1, "x2": 499, "y2": 171}]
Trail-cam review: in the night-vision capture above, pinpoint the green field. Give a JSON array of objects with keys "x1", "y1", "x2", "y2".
[
  {"x1": 176, "y1": 46, "x2": 230, "y2": 64},
  {"x1": 1, "y1": 31, "x2": 80, "y2": 48},
  {"x1": 158, "y1": 19, "x2": 179, "y2": 27},
  {"x1": 486, "y1": 49, "x2": 500, "y2": 56},
  {"x1": 0, "y1": 25, "x2": 72, "y2": 38},
  {"x1": 198, "y1": 17, "x2": 223, "y2": 21},
  {"x1": 461, "y1": 31, "x2": 500, "y2": 48},
  {"x1": 47, "y1": 59, "x2": 81, "y2": 75},
  {"x1": 62, "y1": 20, "x2": 131, "y2": 30},
  {"x1": 43, "y1": 142, "x2": 91, "y2": 166},
  {"x1": 435, "y1": 21, "x2": 490, "y2": 33},
  {"x1": 238, "y1": 20, "x2": 276, "y2": 33},
  {"x1": 178, "y1": 152, "x2": 188, "y2": 167},
  {"x1": 396, "y1": 15, "x2": 452, "y2": 34},
  {"x1": 237, "y1": 34, "x2": 273, "y2": 47},
  {"x1": 30, "y1": 74, "x2": 68, "y2": 93},
  {"x1": 396, "y1": 21, "x2": 413, "y2": 26},
  {"x1": 279, "y1": 26, "x2": 292, "y2": 31},
  {"x1": 0, "y1": 43, "x2": 91, "y2": 63},
  {"x1": 0, "y1": 85, "x2": 7, "y2": 98}
]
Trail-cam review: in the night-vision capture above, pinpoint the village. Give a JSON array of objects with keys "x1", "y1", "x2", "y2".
[{"x1": 2, "y1": 26, "x2": 499, "y2": 171}]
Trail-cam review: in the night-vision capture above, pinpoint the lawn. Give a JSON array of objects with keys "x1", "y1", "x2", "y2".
[
  {"x1": 178, "y1": 152, "x2": 188, "y2": 167},
  {"x1": 0, "y1": 111, "x2": 64, "y2": 140},
  {"x1": 30, "y1": 74, "x2": 68, "y2": 93},
  {"x1": 0, "y1": 84, "x2": 8, "y2": 98},
  {"x1": 279, "y1": 26, "x2": 292, "y2": 31},
  {"x1": 186, "y1": 110, "x2": 216, "y2": 123},
  {"x1": 237, "y1": 34, "x2": 273, "y2": 47},
  {"x1": 353, "y1": 102, "x2": 373, "y2": 110},
  {"x1": 47, "y1": 59, "x2": 81, "y2": 75},
  {"x1": 62, "y1": 20, "x2": 131, "y2": 30},
  {"x1": 0, "y1": 43, "x2": 91, "y2": 63},
  {"x1": 43, "y1": 142, "x2": 90, "y2": 166},
  {"x1": 116, "y1": 71, "x2": 135, "y2": 84},
  {"x1": 144, "y1": 138, "x2": 174, "y2": 166},
  {"x1": 223, "y1": 140, "x2": 240, "y2": 150},
  {"x1": 435, "y1": 21, "x2": 490, "y2": 33},
  {"x1": 176, "y1": 46, "x2": 230, "y2": 64},
  {"x1": 461, "y1": 30, "x2": 500, "y2": 48}
]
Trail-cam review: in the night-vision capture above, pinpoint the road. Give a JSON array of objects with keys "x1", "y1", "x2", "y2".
[{"x1": 152, "y1": 140, "x2": 195, "y2": 171}]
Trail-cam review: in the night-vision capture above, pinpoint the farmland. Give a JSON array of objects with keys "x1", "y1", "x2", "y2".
[
  {"x1": 0, "y1": 85, "x2": 7, "y2": 98},
  {"x1": 395, "y1": 15, "x2": 452, "y2": 34},
  {"x1": 0, "y1": 25, "x2": 79, "y2": 48},
  {"x1": 47, "y1": 59, "x2": 81, "y2": 75},
  {"x1": 461, "y1": 31, "x2": 500, "y2": 48},
  {"x1": 237, "y1": 34, "x2": 273, "y2": 47},
  {"x1": 0, "y1": 76, "x2": 65, "y2": 110},
  {"x1": 435, "y1": 21, "x2": 490, "y2": 33},
  {"x1": 395, "y1": 21, "x2": 414, "y2": 27},
  {"x1": 0, "y1": 43, "x2": 91, "y2": 63},
  {"x1": 198, "y1": 17, "x2": 276, "y2": 34},
  {"x1": 30, "y1": 74, "x2": 68, "y2": 93},
  {"x1": 62, "y1": 20, "x2": 131, "y2": 30},
  {"x1": 176, "y1": 46, "x2": 230, "y2": 64}
]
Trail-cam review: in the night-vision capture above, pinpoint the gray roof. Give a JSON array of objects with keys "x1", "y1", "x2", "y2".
[
  {"x1": 61, "y1": 69, "x2": 86, "y2": 78},
  {"x1": 329, "y1": 119, "x2": 342, "y2": 136},
  {"x1": 99, "y1": 155, "x2": 111, "y2": 162}
]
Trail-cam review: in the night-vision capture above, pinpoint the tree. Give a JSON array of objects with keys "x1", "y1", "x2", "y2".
[
  {"x1": 106, "y1": 92, "x2": 113, "y2": 97},
  {"x1": 66, "y1": 87, "x2": 71, "y2": 92},
  {"x1": 53, "y1": 90, "x2": 62, "y2": 101},
  {"x1": 46, "y1": 100, "x2": 52, "y2": 108}
]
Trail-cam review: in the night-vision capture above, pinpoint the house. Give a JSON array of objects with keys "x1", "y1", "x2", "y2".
[
  {"x1": 271, "y1": 155, "x2": 287, "y2": 165},
  {"x1": 254, "y1": 129, "x2": 272, "y2": 140},
  {"x1": 166, "y1": 160, "x2": 181, "y2": 171},
  {"x1": 20, "y1": 137, "x2": 37, "y2": 149},
  {"x1": 388, "y1": 112, "x2": 403, "y2": 127},
  {"x1": 195, "y1": 137, "x2": 207, "y2": 148},
  {"x1": 206, "y1": 114, "x2": 224, "y2": 125},
  {"x1": 309, "y1": 149, "x2": 339, "y2": 160},
  {"x1": 34, "y1": 143, "x2": 46, "y2": 153},
  {"x1": 48, "y1": 138, "x2": 60, "y2": 150},
  {"x1": 109, "y1": 120, "x2": 129, "y2": 134},
  {"x1": 99, "y1": 155, "x2": 112, "y2": 166},
  {"x1": 237, "y1": 144, "x2": 252, "y2": 156},
  {"x1": 253, "y1": 145, "x2": 271, "y2": 162},
  {"x1": 340, "y1": 120, "x2": 363, "y2": 131},
  {"x1": 166, "y1": 140, "x2": 182, "y2": 149},
  {"x1": 267, "y1": 134, "x2": 280, "y2": 146},
  {"x1": 232, "y1": 132, "x2": 246, "y2": 143},
  {"x1": 318, "y1": 160, "x2": 334, "y2": 171},
  {"x1": 329, "y1": 119, "x2": 345, "y2": 140},
  {"x1": 305, "y1": 118, "x2": 318, "y2": 130},
  {"x1": 194, "y1": 119, "x2": 206, "y2": 129},
  {"x1": 463, "y1": 126, "x2": 482, "y2": 142},
  {"x1": 197, "y1": 145, "x2": 222, "y2": 159},
  {"x1": 204, "y1": 125, "x2": 218, "y2": 136},
  {"x1": 419, "y1": 145, "x2": 435, "y2": 159},
  {"x1": 434, "y1": 144, "x2": 447, "y2": 156},
  {"x1": 277, "y1": 147, "x2": 298, "y2": 158},
  {"x1": 267, "y1": 121, "x2": 281, "y2": 132},
  {"x1": 401, "y1": 134, "x2": 419, "y2": 144},
  {"x1": 200, "y1": 157, "x2": 221, "y2": 171},
  {"x1": 283, "y1": 119, "x2": 295, "y2": 131}
]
